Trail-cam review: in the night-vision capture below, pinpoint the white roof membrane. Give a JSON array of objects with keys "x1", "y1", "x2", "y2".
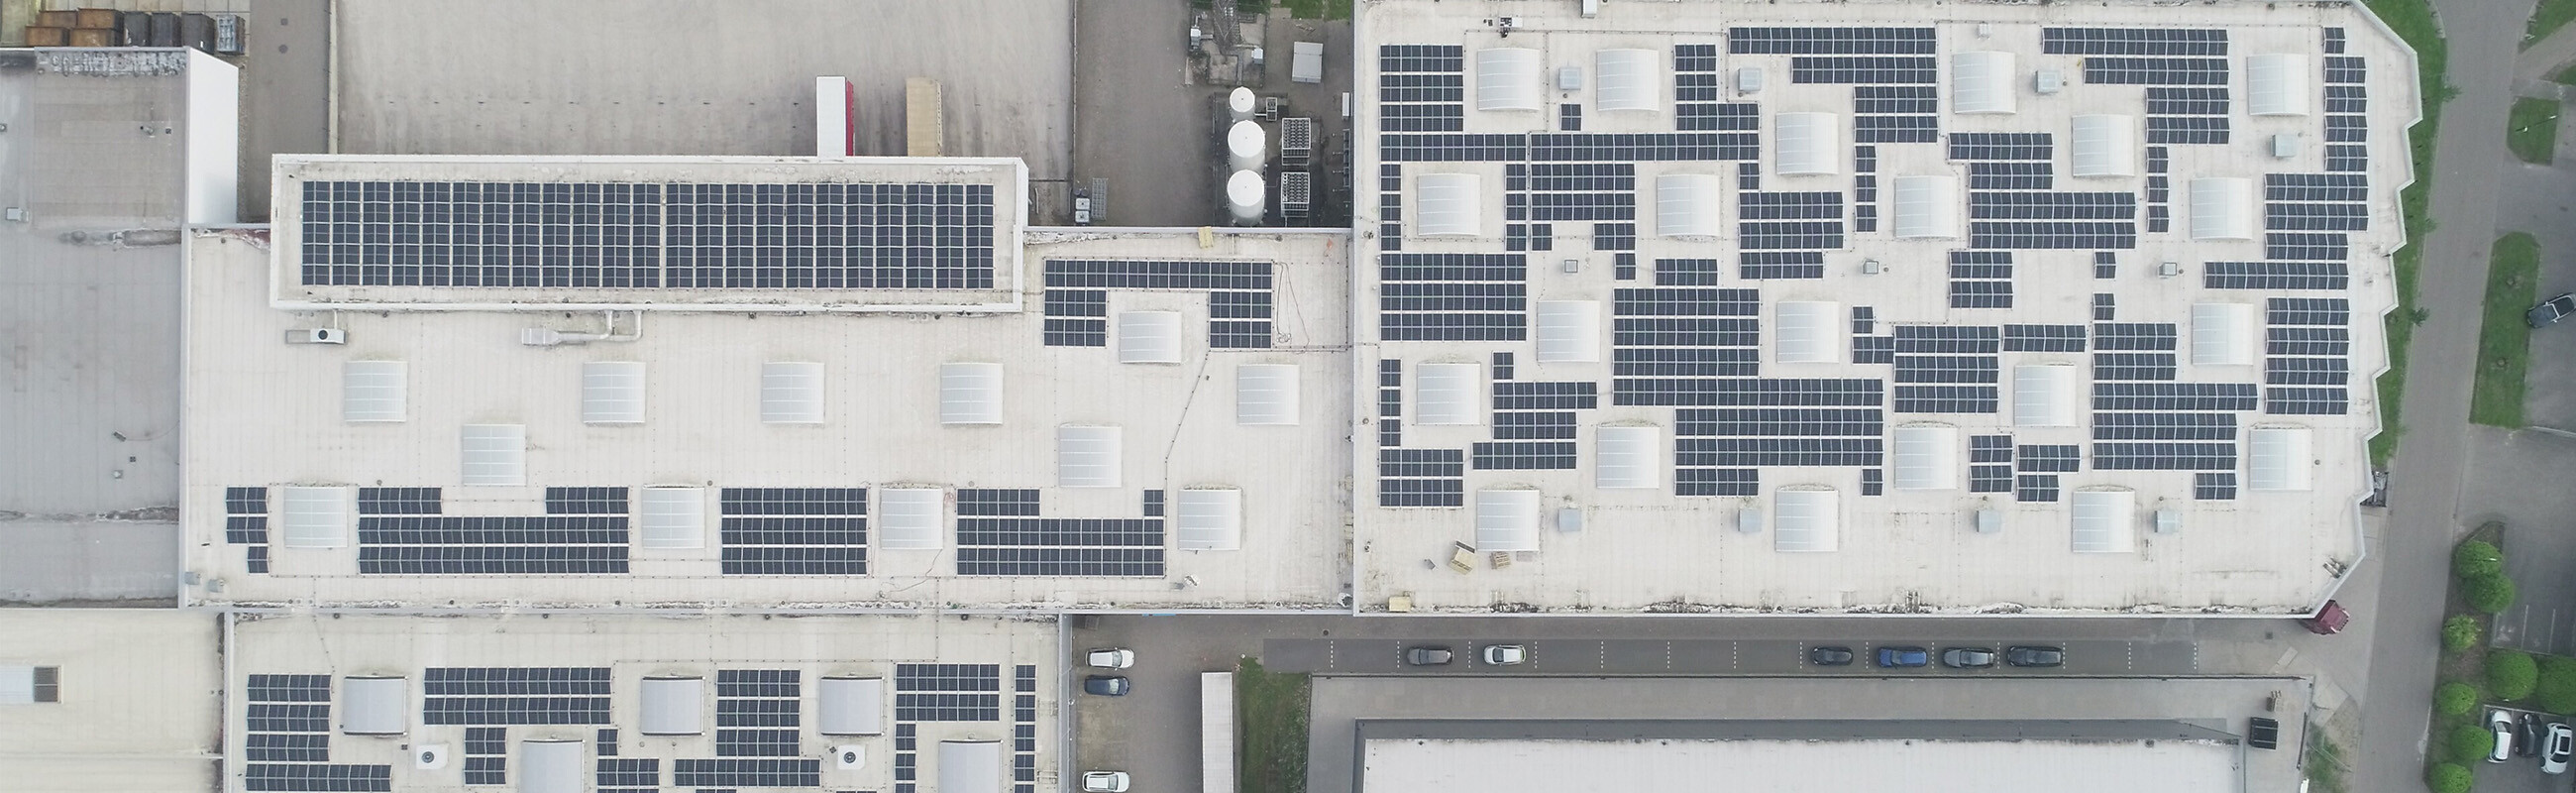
[
  {"x1": 2190, "y1": 303, "x2": 2260, "y2": 366},
  {"x1": 639, "y1": 676, "x2": 703, "y2": 736},
  {"x1": 759, "y1": 362, "x2": 825, "y2": 424},
  {"x1": 341, "y1": 361, "x2": 407, "y2": 422},
  {"x1": 1595, "y1": 49, "x2": 1659, "y2": 111},
  {"x1": 1474, "y1": 48, "x2": 1543, "y2": 111},
  {"x1": 458, "y1": 423, "x2": 527, "y2": 486},
  {"x1": 1175, "y1": 488, "x2": 1245, "y2": 551},
  {"x1": 1772, "y1": 488, "x2": 1840, "y2": 552},
  {"x1": 1117, "y1": 311, "x2": 1184, "y2": 364},
  {"x1": 2070, "y1": 115, "x2": 2137, "y2": 177},
  {"x1": 2249, "y1": 426, "x2": 2315, "y2": 491},
  {"x1": 1474, "y1": 488, "x2": 1542, "y2": 552},
  {"x1": 1535, "y1": 300, "x2": 1603, "y2": 363},
  {"x1": 1773, "y1": 301, "x2": 1844, "y2": 364},
  {"x1": 1890, "y1": 424, "x2": 1960, "y2": 491},
  {"x1": 875, "y1": 488, "x2": 946, "y2": 550},
  {"x1": 2190, "y1": 177, "x2": 2256, "y2": 241},
  {"x1": 637, "y1": 486, "x2": 707, "y2": 549},
  {"x1": 1594, "y1": 425, "x2": 1662, "y2": 490},
  {"x1": 581, "y1": 361, "x2": 646, "y2": 424},
  {"x1": 1234, "y1": 364, "x2": 1302, "y2": 425},
  {"x1": 2247, "y1": 54, "x2": 2311, "y2": 116},
  {"x1": 1655, "y1": 173, "x2": 1723, "y2": 237},
  {"x1": 1055, "y1": 425, "x2": 1123, "y2": 488},
  {"x1": 1890, "y1": 175, "x2": 1960, "y2": 239},
  {"x1": 279, "y1": 486, "x2": 353, "y2": 549},
  {"x1": 1773, "y1": 112, "x2": 1840, "y2": 175},
  {"x1": 1414, "y1": 363, "x2": 1483, "y2": 425},
  {"x1": 1950, "y1": 51, "x2": 2017, "y2": 114},
  {"x1": 939, "y1": 362, "x2": 1004, "y2": 424},
  {"x1": 817, "y1": 676, "x2": 885, "y2": 736},
  {"x1": 1416, "y1": 173, "x2": 1483, "y2": 236},
  {"x1": 339, "y1": 676, "x2": 406, "y2": 736},
  {"x1": 2071, "y1": 489, "x2": 2139, "y2": 553},
  {"x1": 2012, "y1": 364, "x2": 2084, "y2": 427}
]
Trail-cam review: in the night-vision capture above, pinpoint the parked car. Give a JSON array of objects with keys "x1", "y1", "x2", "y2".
[
  {"x1": 1085, "y1": 648, "x2": 1135, "y2": 669},
  {"x1": 2004, "y1": 645, "x2": 2065, "y2": 667},
  {"x1": 1876, "y1": 646, "x2": 1929, "y2": 668},
  {"x1": 1481, "y1": 644, "x2": 1527, "y2": 665},
  {"x1": 2522, "y1": 712, "x2": 2546, "y2": 757},
  {"x1": 1082, "y1": 675, "x2": 1130, "y2": 697},
  {"x1": 2544, "y1": 722, "x2": 2572, "y2": 774},
  {"x1": 1082, "y1": 771, "x2": 1131, "y2": 793},
  {"x1": 2300, "y1": 600, "x2": 2350, "y2": 635},
  {"x1": 1808, "y1": 646, "x2": 1855, "y2": 666},
  {"x1": 2528, "y1": 292, "x2": 2576, "y2": 328},
  {"x1": 1405, "y1": 645, "x2": 1454, "y2": 666},
  {"x1": 2492, "y1": 709, "x2": 2519, "y2": 762},
  {"x1": 1940, "y1": 647, "x2": 1997, "y2": 669}
]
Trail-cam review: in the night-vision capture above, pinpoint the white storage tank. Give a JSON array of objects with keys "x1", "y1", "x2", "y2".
[
  {"x1": 1227, "y1": 120, "x2": 1267, "y2": 172},
  {"x1": 1229, "y1": 86, "x2": 1257, "y2": 121},
  {"x1": 1227, "y1": 170, "x2": 1265, "y2": 226}
]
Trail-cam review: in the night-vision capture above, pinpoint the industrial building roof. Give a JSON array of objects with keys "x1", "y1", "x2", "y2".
[
  {"x1": 1361, "y1": 737, "x2": 2239, "y2": 793},
  {"x1": 180, "y1": 210, "x2": 1353, "y2": 610},
  {"x1": 222, "y1": 613, "x2": 1053, "y2": 793},
  {"x1": 1350, "y1": 0, "x2": 2415, "y2": 613},
  {"x1": 0, "y1": 610, "x2": 221, "y2": 792}
]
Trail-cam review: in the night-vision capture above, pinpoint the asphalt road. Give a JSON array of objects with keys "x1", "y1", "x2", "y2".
[{"x1": 1263, "y1": 637, "x2": 2195, "y2": 676}]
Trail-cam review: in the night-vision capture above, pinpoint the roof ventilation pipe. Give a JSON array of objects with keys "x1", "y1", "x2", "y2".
[{"x1": 521, "y1": 310, "x2": 646, "y2": 346}]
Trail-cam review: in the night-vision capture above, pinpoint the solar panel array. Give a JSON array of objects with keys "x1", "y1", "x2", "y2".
[
  {"x1": 244, "y1": 675, "x2": 394, "y2": 792},
  {"x1": 356, "y1": 487, "x2": 631, "y2": 575},
  {"x1": 720, "y1": 488, "x2": 868, "y2": 576},
  {"x1": 954, "y1": 490, "x2": 1164, "y2": 576},
  {"x1": 422, "y1": 667, "x2": 614, "y2": 725},
  {"x1": 296, "y1": 180, "x2": 999, "y2": 290},
  {"x1": 226, "y1": 486, "x2": 269, "y2": 573},
  {"x1": 1041, "y1": 259, "x2": 1275, "y2": 349},
  {"x1": 1365, "y1": 22, "x2": 2384, "y2": 520}
]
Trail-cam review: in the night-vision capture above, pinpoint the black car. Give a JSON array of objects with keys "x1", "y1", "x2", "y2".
[
  {"x1": 2530, "y1": 292, "x2": 2576, "y2": 328},
  {"x1": 2004, "y1": 645, "x2": 2065, "y2": 667},
  {"x1": 1404, "y1": 646, "x2": 1454, "y2": 666},
  {"x1": 1940, "y1": 647, "x2": 1997, "y2": 669},
  {"x1": 2523, "y1": 712, "x2": 2547, "y2": 758},
  {"x1": 1808, "y1": 646, "x2": 1855, "y2": 666},
  {"x1": 1081, "y1": 675, "x2": 1130, "y2": 696}
]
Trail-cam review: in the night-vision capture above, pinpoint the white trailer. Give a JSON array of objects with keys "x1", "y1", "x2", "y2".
[{"x1": 1203, "y1": 672, "x2": 1236, "y2": 793}]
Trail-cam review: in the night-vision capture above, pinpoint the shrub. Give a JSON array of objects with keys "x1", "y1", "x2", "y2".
[
  {"x1": 2426, "y1": 762, "x2": 2473, "y2": 793},
  {"x1": 2435, "y1": 681, "x2": 2482, "y2": 716},
  {"x1": 2450, "y1": 723, "x2": 2498, "y2": 764},
  {"x1": 2444, "y1": 615, "x2": 2484, "y2": 652},
  {"x1": 2492, "y1": 649, "x2": 2540, "y2": 701},
  {"x1": 2539, "y1": 655, "x2": 2576, "y2": 714},
  {"x1": 2455, "y1": 539, "x2": 2504, "y2": 579},
  {"x1": 2468, "y1": 574, "x2": 2520, "y2": 614}
]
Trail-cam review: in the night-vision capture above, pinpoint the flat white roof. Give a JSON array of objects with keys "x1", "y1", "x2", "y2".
[
  {"x1": 1361, "y1": 737, "x2": 2238, "y2": 793},
  {"x1": 1353, "y1": 0, "x2": 2414, "y2": 613},
  {"x1": 181, "y1": 222, "x2": 1352, "y2": 610},
  {"x1": 0, "y1": 611, "x2": 220, "y2": 793}
]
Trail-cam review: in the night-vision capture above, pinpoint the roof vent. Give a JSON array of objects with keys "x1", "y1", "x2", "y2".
[
  {"x1": 2033, "y1": 69, "x2": 2065, "y2": 94},
  {"x1": 284, "y1": 327, "x2": 345, "y2": 344},
  {"x1": 1556, "y1": 508, "x2": 1584, "y2": 533},
  {"x1": 1974, "y1": 509, "x2": 2001, "y2": 533},
  {"x1": 413, "y1": 744, "x2": 449, "y2": 770},
  {"x1": 1735, "y1": 508, "x2": 1764, "y2": 534},
  {"x1": 834, "y1": 745, "x2": 868, "y2": 770},
  {"x1": 2154, "y1": 509, "x2": 2183, "y2": 535}
]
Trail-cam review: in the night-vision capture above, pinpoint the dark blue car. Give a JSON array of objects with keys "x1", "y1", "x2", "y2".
[{"x1": 1876, "y1": 646, "x2": 1930, "y2": 668}]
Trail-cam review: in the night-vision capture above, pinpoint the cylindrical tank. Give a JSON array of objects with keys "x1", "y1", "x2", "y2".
[
  {"x1": 1227, "y1": 120, "x2": 1267, "y2": 172},
  {"x1": 1227, "y1": 170, "x2": 1265, "y2": 226},
  {"x1": 1229, "y1": 87, "x2": 1257, "y2": 121}
]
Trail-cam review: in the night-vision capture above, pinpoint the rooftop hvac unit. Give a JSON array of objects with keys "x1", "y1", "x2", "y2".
[
  {"x1": 2154, "y1": 509, "x2": 2183, "y2": 534},
  {"x1": 1736, "y1": 67, "x2": 1765, "y2": 95},
  {"x1": 413, "y1": 744, "x2": 449, "y2": 770},
  {"x1": 284, "y1": 327, "x2": 345, "y2": 344},
  {"x1": 1280, "y1": 117, "x2": 1315, "y2": 168},
  {"x1": 1278, "y1": 171, "x2": 1312, "y2": 223},
  {"x1": 1974, "y1": 509, "x2": 2001, "y2": 533},
  {"x1": 1556, "y1": 66, "x2": 1582, "y2": 91},
  {"x1": 2034, "y1": 69, "x2": 2065, "y2": 94},
  {"x1": 213, "y1": 14, "x2": 242, "y2": 55},
  {"x1": 833, "y1": 744, "x2": 867, "y2": 770},
  {"x1": 1735, "y1": 509, "x2": 1764, "y2": 534}
]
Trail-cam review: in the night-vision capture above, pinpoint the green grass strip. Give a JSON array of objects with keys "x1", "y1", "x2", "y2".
[
  {"x1": 2511, "y1": 98, "x2": 2562, "y2": 165},
  {"x1": 2366, "y1": 0, "x2": 2451, "y2": 467},
  {"x1": 2472, "y1": 233, "x2": 2542, "y2": 426},
  {"x1": 2533, "y1": 0, "x2": 2576, "y2": 48},
  {"x1": 1236, "y1": 657, "x2": 1312, "y2": 793}
]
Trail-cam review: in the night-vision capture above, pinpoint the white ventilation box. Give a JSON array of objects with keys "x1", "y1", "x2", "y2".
[
  {"x1": 639, "y1": 676, "x2": 704, "y2": 736},
  {"x1": 1117, "y1": 311, "x2": 1185, "y2": 364},
  {"x1": 1735, "y1": 509, "x2": 1764, "y2": 534},
  {"x1": 1534, "y1": 300, "x2": 1602, "y2": 363},
  {"x1": 413, "y1": 744, "x2": 449, "y2": 770},
  {"x1": 1974, "y1": 509, "x2": 2001, "y2": 534},
  {"x1": 2153, "y1": 509, "x2": 2184, "y2": 535},
  {"x1": 1890, "y1": 424, "x2": 1960, "y2": 491},
  {"x1": 1473, "y1": 489, "x2": 1542, "y2": 552},
  {"x1": 582, "y1": 362, "x2": 646, "y2": 424},
  {"x1": 1773, "y1": 112, "x2": 1840, "y2": 175},
  {"x1": 1174, "y1": 488, "x2": 1244, "y2": 551},
  {"x1": 1736, "y1": 66, "x2": 1765, "y2": 94},
  {"x1": 818, "y1": 676, "x2": 886, "y2": 736},
  {"x1": 1234, "y1": 364, "x2": 1301, "y2": 425},
  {"x1": 939, "y1": 363, "x2": 1005, "y2": 424},
  {"x1": 459, "y1": 424, "x2": 527, "y2": 486},
  {"x1": 1413, "y1": 363, "x2": 1483, "y2": 425},
  {"x1": 637, "y1": 487, "x2": 707, "y2": 549},
  {"x1": 832, "y1": 744, "x2": 867, "y2": 770},
  {"x1": 876, "y1": 489, "x2": 946, "y2": 550},
  {"x1": 2070, "y1": 489, "x2": 2138, "y2": 553},
  {"x1": 1772, "y1": 488, "x2": 1840, "y2": 552},
  {"x1": 1595, "y1": 49, "x2": 1658, "y2": 111},
  {"x1": 1474, "y1": 48, "x2": 1544, "y2": 111},
  {"x1": 340, "y1": 676, "x2": 407, "y2": 736},
  {"x1": 1415, "y1": 173, "x2": 1483, "y2": 236},
  {"x1": 1773, "y1": 301, "x2": 1844, "y2": 364},
  {"x1": 342, "y1": 361, "x2": 407, "y2": 422},
  {"x1": 1057, "y1": 426, "x2": 1123, "y2": 488},
  {"x1": 1593, "y1": 426, "x2": 1661, "y2": 490},
  {"x1": 284, "y1": 327, "x2": 345, "y2": 344},
  {"x1": 2070, "y1": 115, "x2": 2137, "y2": 177},
  {"x1": 761, "y1": 362, "x2": 827, "y2": 424},
  {"x1": 279, "y1": 486, "x2": 354, "y2": 549}
]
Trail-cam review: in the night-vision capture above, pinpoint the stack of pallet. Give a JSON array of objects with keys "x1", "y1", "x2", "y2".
[
  {"x1": 24, "y1": 8, "x2": 118, "y2": 48},
  {"x1": 22, "y1": 8, "x2": 240, "y2": 54}
]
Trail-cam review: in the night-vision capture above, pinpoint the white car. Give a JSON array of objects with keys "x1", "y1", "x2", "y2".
[
  {"x1": 1082, "y1": 770, "x2": 1131, "y2": 793},
  {"x1": 1481, "y1": 644, "x2": 1527, "y2": 665},
  {"x1": 1085, "y1": 648, "x2": 1135, "y2": 669},
  {"x1": 2545, "y1": 722, "x2": 2572, "y2": 774},
  {"x1": 2491, "y1": 709, "x2": 2518, "y2": 763}
]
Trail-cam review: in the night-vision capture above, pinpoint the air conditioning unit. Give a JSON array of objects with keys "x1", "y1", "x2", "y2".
[
  {"x1": 284, "y1": 327, "x2": 346, "y2": 345},
  {"x1": 413, "y1": 743, "x2": 449, "y2": 770},
  {"x1": 831, "y1": 744, "x2": 867, "y2": 770}
]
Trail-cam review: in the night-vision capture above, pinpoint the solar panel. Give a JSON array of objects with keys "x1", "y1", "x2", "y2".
[
  {"x1": 1471, "y1": 441, "x2": 1579, "y2": 469},
  {"x1": 1948, "y1": 251, "x2": 2013, "y2": 308},
  {"x1": 894, "y1": 663, "x2": 1003, "y2": 721},
  {"x1": 1728, "y1": 27, "x2": 1937, "y2": 55},
  {"x1": 2093, "y1": 412, "x2": 2236, "y2": 440},
  {"x1": 2016, "y1": 445, "x2": 2082, "y2": 473},
  {"x1": 2195, "y1": 473, "x2": 2239, "y2": 501},
  {"x1": 1379, "y1": 448, "x2": 1466, "y2": 508},
  {"x1": 227, "y1": 486, "x2": 271, "y2": 545},
  {"x1": 2041, "y1": 27, "x2": 2228, "y2": 57},
  {"x1": 2015, "y1": 474, "x2": 2062, "y2": 503},
  {"x1": 672, "y1": 758, "x2": 823, "y2": 788},
  {"x1": 2002, "y1": 324, "x2": 2087, "y2": 352},
  {"x1": 421, "y1": 667, "x2": 612, "y2": 725},
  {"x1": 952, "y1": 489, "x2": 1164, "y2": 576},
  {"x1": 1377, "y1": 45, "x2": 1465, "y2": 133},
  {"x1": 463, "y1": 728, "x2": 507, "y2": 785},
  {"x1": 716, "y1": 669, "x2": 802, "y2": 756},
  {"x1": 2082, "y1": 57, "x2": 2229, "y2": 85},
  {"x1": 718, "y1": 488, "x2": 867, "y2": 576},
  {"x1": 1042, "y1": 259, "x2": 1276, "y2": 349},
  {"x1": 597, "y1": 758, "x2": 659, "y2": 792},
  {"x1": 1015, "y1": 664, "x2": 1040, "y2": 793},
  {"x1": 1790, "y1": 56, "x2": 1936, "y2": 84},
  {"x1": 1380, "y1": 253, "x2": 1529, "y2": 341},
  {"x1": 358, "y1": 515, "x2": 630, "y2": 575}
]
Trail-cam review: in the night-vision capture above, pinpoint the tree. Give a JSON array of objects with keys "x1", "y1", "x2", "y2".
[
  {"x1": 2426, "y1": 762, "x2": 2472, "y2": 793},
  {"x1": 2468, "y1": 574, "x2": 2520, "y2": 614},
  {"x1": 2491, "y1": 649, "x2": 2539, "y2": 701},
  {"x1": 2539, "y1": 655, "x2": 2576, "y2": 714},
  {"x1": 2435, "y1": 681, "x2": 2482, "y2": 716},
  {"x1": 2443, "y1": 615, "x2": 2483, "y2": 652},
  {"x1": 2454, "y1": 539, "x2": 2504, "y2": 580},
  {"x1": 2450, "y1": 724, "x2": 2498, "y2": 764}
]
